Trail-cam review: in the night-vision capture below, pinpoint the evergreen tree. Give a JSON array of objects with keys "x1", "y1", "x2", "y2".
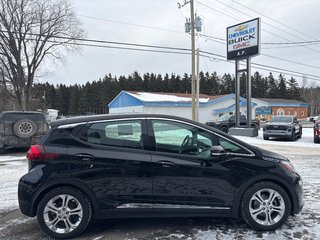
[
  {"x1": 69, "y1": 85, "x2": 80, "y2": 115},
  {"x1": 267, "y1": 73, "x2": 278, "y2": 98},
  {"x1": 180, "y1": 73, "x2": 191, "y2": 93},
  {"x1": 220, "y1": 74, "x2": 234, "y2": 94},
  {"x1": 252, "y1": 71, "x2": 268, "y2": 98},
  {"x1": 142, "y1": 73, "x2": 150, "y2": 91},
  {"x1": 278, "y1": 74, "x2": 287, "y2": 98},
  {"x1": 287, "y1": 77, "x2": 301, "y2": 100}
]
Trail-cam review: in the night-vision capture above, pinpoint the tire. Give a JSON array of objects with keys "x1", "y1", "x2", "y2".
[
  {"x1": 0, "y1": 147, "x2": 5, "y2": 154},
  {"x1": 298, "y1": 127, "x2": 303, "y2": 138},
  {"x1": 241, "y1": 181, "x2": 291, "y2": 231},
  {"x1": 37, "y1": 187, "x2": 92, "y2": 239},
  {"x1": 13, "y1": 119, "x2": 37, "y2": 138},
  {"x1": 291, "y1": 131, "x2": 296, "y2": 141},
  {"x1": 263, "y1": 135, "x2": 269, "y2": 140},
  {"x1": 220, "y1": 126, "x2": 229, "y2": 133},
  {"x1": 315, "y1": 136, "x2": 320, "y2": 144}
]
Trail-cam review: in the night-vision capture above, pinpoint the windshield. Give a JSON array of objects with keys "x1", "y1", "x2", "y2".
[
  {"x1": 216, "y1": 115, "x2": 230, "y2": 121},
  {"x1": 270, "y1": 116, "x2": 292, "y2": 123}
]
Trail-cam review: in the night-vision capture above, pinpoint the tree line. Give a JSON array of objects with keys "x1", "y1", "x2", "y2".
[{"x1": 27, "y1": 70, "x2": 307, "y2": 116}]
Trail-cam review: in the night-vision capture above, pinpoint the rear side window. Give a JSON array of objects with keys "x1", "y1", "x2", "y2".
[
  {"x1": 81, "y1": 120, "x2": 143, "y2": 149},
  {"x1": 2, "y1": 113, "x2": 45, "y2": 121}
]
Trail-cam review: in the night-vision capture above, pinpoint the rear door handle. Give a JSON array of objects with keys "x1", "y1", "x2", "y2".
[
  {"x1": 75, "y1": 153, "x2": 94, "y2": 161},
  {"x1": 157, "y1": 160, "x2": 175, "y2": 167}
]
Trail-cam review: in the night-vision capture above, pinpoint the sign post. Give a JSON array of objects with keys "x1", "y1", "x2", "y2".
[{"x1": 227, "y1": 18, "x2": 260, "y2": 130}]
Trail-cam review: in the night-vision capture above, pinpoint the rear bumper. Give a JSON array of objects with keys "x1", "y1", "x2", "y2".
[
  {"x1": 0, "y1": 135, "x2": 42, "y2": 148},
  {"x1": 18, "y1": 178, "x2": 36, "y2": 217}
]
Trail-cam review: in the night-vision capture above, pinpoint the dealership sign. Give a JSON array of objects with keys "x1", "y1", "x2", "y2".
[{"x1": 227, "y1": 18, "x2": 260, "y2": 60}]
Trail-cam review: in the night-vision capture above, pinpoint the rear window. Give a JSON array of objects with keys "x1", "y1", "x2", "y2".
[{"x1": 2, "y1": 112, "x2": 46, "y2": 121}]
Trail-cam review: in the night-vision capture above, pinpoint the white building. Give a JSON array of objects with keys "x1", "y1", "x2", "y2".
[{"x1": 108, "y1": 91, "x2": 256, "y2": 123}]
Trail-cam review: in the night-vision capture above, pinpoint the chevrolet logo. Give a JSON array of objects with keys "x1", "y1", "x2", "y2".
[{"x1": 235, "y1": 25, "x2": 248, "y2": 32}]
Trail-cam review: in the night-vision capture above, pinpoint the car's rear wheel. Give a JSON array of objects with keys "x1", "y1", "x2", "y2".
[
  {"x1": 220, "y1": 126, "x2": 229, "y2": 133},
  {"x1": 315, "y1": 136, "x2": 320, "y2": 143},
  {"x1": 37, "y1": 187, "x2": 92, "y2": 239},
  {"x1": 242, "y1": 181, "x2": 291, "y2": 231},
  {"x1": 263, "y1": 135, "x2": 269, "y2": 140}
]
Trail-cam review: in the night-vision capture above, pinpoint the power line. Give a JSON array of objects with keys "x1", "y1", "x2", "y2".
[
  {"x1": 198, "y1": 33, "x2": 320, "y2": 71},
  {"x1": 80, "y1": 12, "x2": 320, "y2": 47},
  {"x1": 0, "y1": 30, "x2": 191, "y2": 52},
  {"x1": 231, "y1": 0, "x2": 320, "y2": 42},
  {"x1": 2, "y1": 30, "x2": 320, "y2": 81},
  {"x1": 79, "y1": 14, "x2": 184, "y2": 34},
  {"x1": 197, "y1": 0, "x2": 320, "y2": 54},
  {"x1": 200, "y1": 50, "x2": 320, "y2": 81}
]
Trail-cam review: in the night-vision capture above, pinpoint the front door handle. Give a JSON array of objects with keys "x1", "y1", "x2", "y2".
[
  {"x1": 75, "y1": 153, "x2": 94, "y2": 161},
  {"x1": 157, "y1": 160, "x2": 175, "y2": 167}
]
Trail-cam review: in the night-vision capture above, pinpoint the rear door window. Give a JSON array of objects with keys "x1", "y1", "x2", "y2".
[{"x1": 81, "y1": 120, "x2": 143, "y2": 149}]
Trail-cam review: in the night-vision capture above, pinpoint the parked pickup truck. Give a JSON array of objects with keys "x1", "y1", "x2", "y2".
[
  {"x1": 263, "y1": 115, "x2": 302, "y2": 141},
  {"x1": 206, "y1": 115, "x2": 260, "y2": 133}
]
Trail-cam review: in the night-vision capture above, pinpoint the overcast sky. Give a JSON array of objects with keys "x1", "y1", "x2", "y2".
[{"x1": 45, "y1": 0, "x2": 320, "y2": 87}]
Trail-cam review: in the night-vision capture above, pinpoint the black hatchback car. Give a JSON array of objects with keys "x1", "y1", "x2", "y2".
[{"x1": 18, "y1": 114, "x2": 304, "y2": 239}]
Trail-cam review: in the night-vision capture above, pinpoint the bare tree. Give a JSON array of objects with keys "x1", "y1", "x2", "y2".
[{"x1": 0, "y1": 0, "x2": 85, "y2": 110}]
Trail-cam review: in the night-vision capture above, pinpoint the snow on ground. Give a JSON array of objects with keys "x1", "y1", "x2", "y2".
[
  {"x1": 0, "y1": 155, "x2": 27, "y2": 212},
  {"x1": 0, "y1": 155, "x2": 26, "y2": 162}
]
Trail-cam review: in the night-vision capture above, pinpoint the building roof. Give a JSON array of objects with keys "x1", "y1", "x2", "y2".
[
  {"x1": 255, "y1": 98, "x2": 306, "y2": 104},
  {"x1": 126, "y1": 91, "x2": 225, "y2": 103},
  {"x1": 108, "y1": 91, "x2": 256, "y2": 109},
  {"x1": 254, "y1": 98, "x2": 309, "y2": 107}
]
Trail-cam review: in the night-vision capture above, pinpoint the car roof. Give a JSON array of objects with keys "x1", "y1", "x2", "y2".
[
  {"x1": 49, "y1": 113, "x2": 198, "y2": 128},
  {"x1": 2, "y1": 111, "x2": 44, "y2": 115}
]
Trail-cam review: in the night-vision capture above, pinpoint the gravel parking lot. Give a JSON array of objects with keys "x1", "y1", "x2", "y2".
[{"x1": 0, "y1": 129, "x2": 319, "y2": 240}]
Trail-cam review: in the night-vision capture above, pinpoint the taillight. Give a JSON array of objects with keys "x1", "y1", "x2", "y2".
[{"x1": 26, "y1": 145, "x2": 59, "y2": 161}]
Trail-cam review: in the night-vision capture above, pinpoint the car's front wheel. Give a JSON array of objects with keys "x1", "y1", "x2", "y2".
[
  {"x1": 242, "y1": 181, "x2": 291, "y2": 231},
  {"x1": 37, "y1": 187, "x2": 92, "y2": 239}
]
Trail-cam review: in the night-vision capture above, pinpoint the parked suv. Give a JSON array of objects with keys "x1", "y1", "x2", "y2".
[
  {"x1": 314, "y1": 115, "x2": 320, "y2": 143},
  {"x1": 18, "y1": 114, "x2": 303, "y2": 239},
  {"x1": 206, "y1": 115, "x2": 259, "y2": 133},
  {"x1": 263, "y1": 116, "x2": 302, "y2": 141},
  {"x1": 0, "y1": 111, "x2": 49, "y2": 150}
]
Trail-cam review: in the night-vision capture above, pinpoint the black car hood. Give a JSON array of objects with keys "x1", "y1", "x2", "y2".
[{"x1": 250, "y1": 145, "x2": 288, "y2": 161}]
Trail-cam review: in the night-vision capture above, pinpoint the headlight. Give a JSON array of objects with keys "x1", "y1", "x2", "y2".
[{"x1": 280, "y1": 161, "x2": 296, "y2": 173}]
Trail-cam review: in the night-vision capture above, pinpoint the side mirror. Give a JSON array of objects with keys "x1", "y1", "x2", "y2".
[{"x1": 211, "y1": 145, "x2": 228, "y2": 156}]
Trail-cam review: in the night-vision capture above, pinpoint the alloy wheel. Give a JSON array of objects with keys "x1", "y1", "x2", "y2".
[
  {"x1": 43, "y1": 194, "x2": 83, "y2": 234},
  {"x1": 249, "y1": 188, "x2": 285, "y2": 226}
]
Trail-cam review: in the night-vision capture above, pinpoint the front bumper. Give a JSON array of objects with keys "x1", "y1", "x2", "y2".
[
  {"x1": 293, "y1": 176, "x2": 304, "y2": 214},
  {"x1": 263, "y1": 129, "x2": 293, "y2": 138}
]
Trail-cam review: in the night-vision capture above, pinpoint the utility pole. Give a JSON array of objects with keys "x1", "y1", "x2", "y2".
[
  {"x1": 190, "y1": 0, "x2": 196, "y2": 121},
  {"x1": 179, "y1": 0, "x2": 202, "y2": 121},
  {"x1": 196, "y1": 48, "x2": 200, "y2": 121}
]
